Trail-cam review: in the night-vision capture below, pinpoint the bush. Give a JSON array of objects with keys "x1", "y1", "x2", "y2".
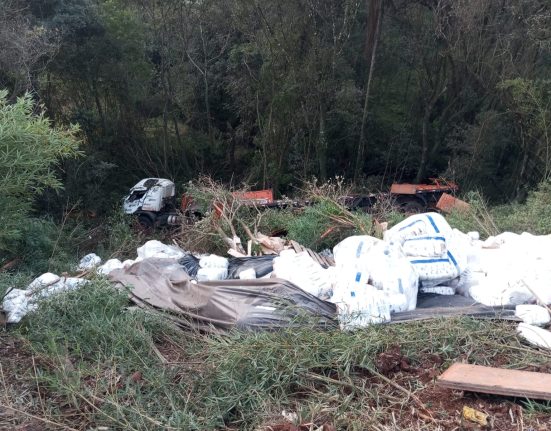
[{"x1": 0, "y1": 90, "x2": 81, "y2": 256}]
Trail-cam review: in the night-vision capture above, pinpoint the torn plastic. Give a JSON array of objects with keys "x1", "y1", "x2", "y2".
[
  {"x1": 179, "y1": 254, "x2": 201, "y2": 277},
  {"x1": 109, "y1": 258, "x2": 337, "y2": 332},
  {"x1": 227, "y1": 255, "x2": 276, "y2": 279}
]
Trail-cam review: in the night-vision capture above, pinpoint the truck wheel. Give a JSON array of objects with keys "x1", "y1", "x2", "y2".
[
  {"x1": 400, "y1": 199, "x2": 425, "y2": 214},
  {"x1": 136, "y1": 214, "x2": 155, "y2": 233}
]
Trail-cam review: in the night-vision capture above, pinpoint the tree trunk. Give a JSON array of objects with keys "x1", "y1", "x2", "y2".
[
  {"x1": 354, "y1": 0, "x2": 383, "y2": 181},
  {"x1": 416, "y1": 105, "x2": 432, "y2": 183},
  {"x1": 318, "y1": 101, "x2": 328, "y2": 180}
]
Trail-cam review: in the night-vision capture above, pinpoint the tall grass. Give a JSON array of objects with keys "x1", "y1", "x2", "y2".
[{"x1": 2, "y1": 281, "x2": 547, "y2": 430}]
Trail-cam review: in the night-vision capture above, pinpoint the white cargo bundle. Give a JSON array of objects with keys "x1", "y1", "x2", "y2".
[
  {"x1": 384, "y1": 212, "x2": 452, "y2": 244},
  {"x1": 365, "y1": 241, "x2": 419, "y2": 312},
  {"x1": 384, "y1": 213, "x2": 467, "y2": 290},
  {"x1": 332, "y1": 235, "x2": 381, "y2": 286},
  {"x1": 273, "y1": 250, "x2": 333, "y2": 298},
  {"x1": 331, "y1": 282, "x2": 391, "y2": 329}
]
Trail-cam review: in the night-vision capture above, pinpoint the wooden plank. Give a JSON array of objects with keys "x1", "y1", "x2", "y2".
[
  {"x1": 290, "y1": 240, "x2": 303, "y2": 254},
  {"x1": 391, "y1": 306, "x2": 518, "y2": 323},
  {"x1": 437, "y1": 363, "x2": 551, "y2": 400}
]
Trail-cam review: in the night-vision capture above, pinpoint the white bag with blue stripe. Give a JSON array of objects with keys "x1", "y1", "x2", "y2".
[{"x1": 385, "y1": 213, "x2": 467, "y2": 289}]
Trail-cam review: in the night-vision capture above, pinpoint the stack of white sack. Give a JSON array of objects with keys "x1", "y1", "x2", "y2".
[
  {"x1": 197, "y1": 254, "x2": 229, "y2": 281},
  {"x1": 2, "y1": 273, "x2": 89, "y2": 323},
  {"x1": 329, "y1": 235, "x2": 419, "y2": 328},
  {"x1": 384, "y1": 213, "x2": 468, "y2": 293},
  {"x1": 273, "y1": 250, "x2": 333, "y2": 298},
  {"x1": 135, "y1": 240, "x2": 186, "y2": 261},
  {"x1": 457, "y1": 231, "x2": 551, "y2": 306}
]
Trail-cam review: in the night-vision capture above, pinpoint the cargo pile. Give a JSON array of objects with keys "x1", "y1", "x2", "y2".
[{"x1": 3, "y1": 212, "x2": 551, "y2": 344}]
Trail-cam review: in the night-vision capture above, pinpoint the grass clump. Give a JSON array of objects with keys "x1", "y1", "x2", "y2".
[{"x1": 448, "y1": 180, "x2": 551, "y2": 237}]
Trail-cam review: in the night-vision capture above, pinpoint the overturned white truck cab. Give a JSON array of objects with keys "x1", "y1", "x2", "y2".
[{"x1": 123, "y1": 178, "x2": 180, "y2": 229}]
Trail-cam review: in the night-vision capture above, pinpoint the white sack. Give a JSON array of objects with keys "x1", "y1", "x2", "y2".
[
  {"x1": 384, "y1": 212, "x2": 452, "y2": 244},
  {"x1": 517, "y1": 323, "x2": 551, "y2": 349},
  {"x1": 78, "y1": 253, "x2": 102, "y2": 270},
  {"x1": 515, "y1": 305, "x2": 551, "y2": 326},
  {"x1": 332, "y1": 236, "x2": 381, "y2": 285},
  {"x1": 366, "y1": 242, "x2": 419, "y2": 312},
  {"x1": 273, "y1": 250, "x2": 332, "y2": 298},
  {"x1": 199, "y1": 254, "x2": 229, "y2": 269},
  {"x1": 331, "y1": 282, "x2": 391, "y2": 329},
  {"x1": 136, "y1": 240, "x2": 186, "y2": 261},
  {"x1": 97, "y1": 259, "x2": 124, "y2": 275}
]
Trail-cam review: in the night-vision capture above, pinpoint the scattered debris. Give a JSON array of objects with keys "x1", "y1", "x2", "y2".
[
  {"x1": 2, "y1": 273, "x2": 89, "y2": 323},
  {"x1": 437, "y1": 363, "x2": 551, "y2": 400},
  {"x1": 462, "y1": 405, "x2": 489, "y2": 426},
  {"x1": 4, "y1": 212, "x2": 551, "y2": 334}
]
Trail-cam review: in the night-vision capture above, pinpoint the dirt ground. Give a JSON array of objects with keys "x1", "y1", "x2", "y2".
[
  {"x1": 2, "y1": 334, "x2": 551, "y2": 431},
  {"x1": 263, "y1": 346, "x2": 551, "y2": 431}
]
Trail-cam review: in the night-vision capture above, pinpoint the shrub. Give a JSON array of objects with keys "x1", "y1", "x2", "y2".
[{"x1": 0, "y1": 90, "x2": 81, "y2": 256}]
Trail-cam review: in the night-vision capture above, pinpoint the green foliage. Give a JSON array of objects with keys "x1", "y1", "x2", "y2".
[
  {"x1": 492, "y1": 180, "x2": 551, "y2": 234},
  {"x1": 13, "y1": 218, "x2": 85, "y2": 274},
  {"x1": 447, "y1": 181, "x2": 551, "y2": 237},
  {"x1": 285, "y1": 201, "x2": 372, "y2": 250},
  {"x1": 0, "y1": 91, "x2": 81, "y2": 254}
]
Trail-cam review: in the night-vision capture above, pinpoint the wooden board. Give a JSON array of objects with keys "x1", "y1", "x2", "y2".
[
  {"x1": 391, "y1": 306, "x2": 518, "y2": 323},
  {"x1": 437, "y1": 363, "x2": 551, "y2": 400}
]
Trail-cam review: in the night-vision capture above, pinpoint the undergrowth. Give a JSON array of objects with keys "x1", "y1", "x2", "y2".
[
  {"x1": 447, "y1": 180, "x2": 551, "y2": 238},
  {"x1": 1, "y1": 281, "x2": 549, "y2": 430}
]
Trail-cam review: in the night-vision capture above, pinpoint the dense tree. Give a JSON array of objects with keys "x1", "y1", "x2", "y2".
[{"x1": 1, "y1": 0, "x2": 549, "y2": 214}]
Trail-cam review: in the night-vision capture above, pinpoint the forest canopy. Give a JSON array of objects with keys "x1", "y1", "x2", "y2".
[{"x1": 1, "y1": 0, "x2": 550, "y2": 215}]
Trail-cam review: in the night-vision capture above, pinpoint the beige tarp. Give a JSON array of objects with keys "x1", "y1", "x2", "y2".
[{"x1": 109, "y1": 258, "x2": 337, "y2": 332}]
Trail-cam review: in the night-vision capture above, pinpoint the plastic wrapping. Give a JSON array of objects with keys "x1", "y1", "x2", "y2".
[
  {"x1": 179, "y1": 254, "x2": 201, "y2": 277},
  {"x1": 109, "y1": 258, "x2": 337, "y2": 332},
  {"x1": 227, "y1": 255, "x2": 276, "y2": 279}
]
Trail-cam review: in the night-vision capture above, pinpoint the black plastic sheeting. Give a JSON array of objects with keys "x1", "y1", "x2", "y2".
[
  {"x1": 227, "y1": 255, "x2": 276, "y2": 279},
  {"x1": 110, "y1": 258, "x2": 337, "y2": 332},
  {"x1": 179, "y1": 254, "x2": 200, "y2": 277},
  {"x1": 179, "y1": 254, "x2": 276, "y2": 280}
]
